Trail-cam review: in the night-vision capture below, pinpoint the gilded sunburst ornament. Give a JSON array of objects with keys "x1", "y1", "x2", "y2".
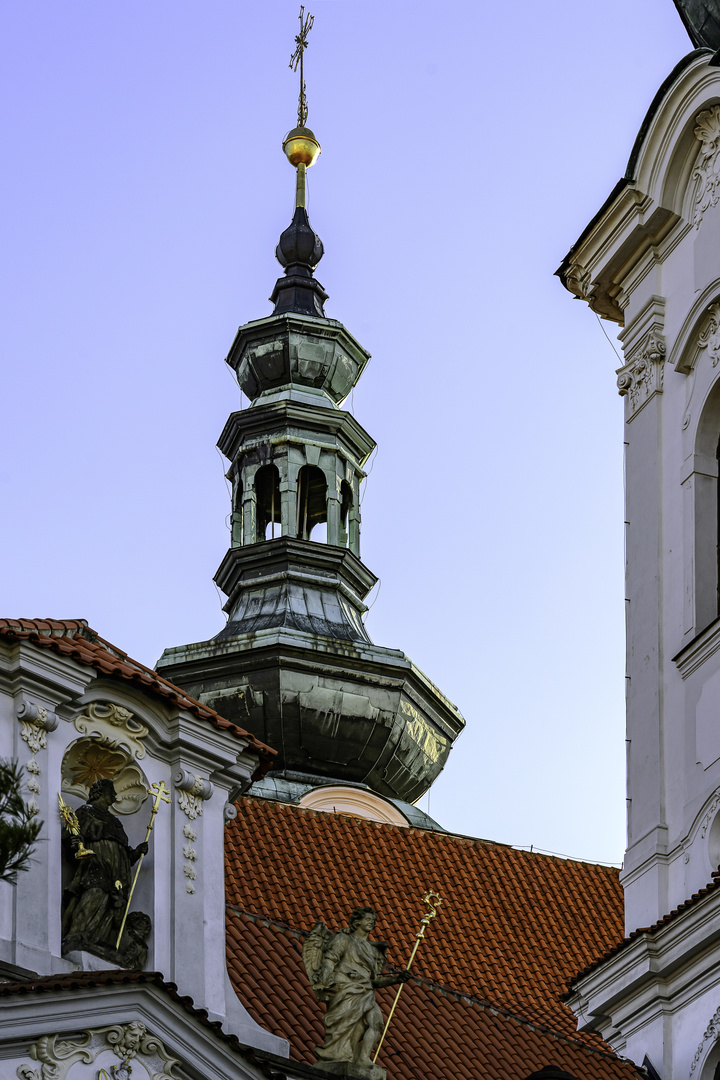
[{"x1": 70, "y1": 744, "x2": 125, "y2": 787}]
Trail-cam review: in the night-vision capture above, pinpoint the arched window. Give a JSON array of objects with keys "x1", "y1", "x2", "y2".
[
  {"x1": 296, "y1": 465, "x2": 327, "y2": 541},
  {"x1": 339, "y1": 480, "x2": 353, "y2": 548},
  {"x1": 255, "y1": 464, "x2": 281, "y2": 542},
  {"x1": 231, "y1": 477, "x2": 243, "y2": 546}
]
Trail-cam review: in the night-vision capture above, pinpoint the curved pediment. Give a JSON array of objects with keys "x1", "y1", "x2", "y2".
[{"x1": 558, "y1": 51, "x2": 720, "y2": 324}]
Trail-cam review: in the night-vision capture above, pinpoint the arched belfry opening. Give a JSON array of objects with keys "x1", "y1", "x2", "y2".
[
  {"x1": 339, "y1": 479, "x2": 353, "y2": 549},
  {"x1": 231, "y1": 477, "x2": 243, "y2": 546},
  {"x1": 296, "y1": 465, "x2": 327, "y2": 541},
  {"x1": 255, "y1": 464, "x2": 281, "y2": 541}
]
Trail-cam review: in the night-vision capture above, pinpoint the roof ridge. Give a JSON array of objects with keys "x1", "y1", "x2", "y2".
[
  {"x1": 226, "y1": 906, "x2": 629, "y2": 1065},
  {"x1": 241, "y1": 797, "x2": 623, "y2": 871}
]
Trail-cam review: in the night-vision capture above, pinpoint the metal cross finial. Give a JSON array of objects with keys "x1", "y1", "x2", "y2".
[{"x1": 289, "y1": 6, "x2": 314, "y2": 128}]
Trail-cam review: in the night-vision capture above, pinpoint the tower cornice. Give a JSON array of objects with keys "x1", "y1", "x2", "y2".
[{"x1": 218, "y1": 400, "x2": 376, "y2": 470}]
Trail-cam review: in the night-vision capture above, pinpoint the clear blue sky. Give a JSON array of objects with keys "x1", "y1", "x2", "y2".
[{"x1": 0, "y1": 1, "x2": 693, "y2": 862}]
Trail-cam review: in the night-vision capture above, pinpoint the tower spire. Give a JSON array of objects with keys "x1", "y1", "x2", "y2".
[
  {"x1": 157, "y1": 7, "x2": 465, "y2": 816},
  {"x1": 273, "y1": 7, "x2": 326, "y2": 318},
  {"x1": 283, "y1": 6, "x2": 321, "y2": 211}
]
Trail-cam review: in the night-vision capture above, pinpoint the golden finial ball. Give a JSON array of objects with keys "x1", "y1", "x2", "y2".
[{"x1": 283, "y1": 126, "x2": 321, "y2": 168}]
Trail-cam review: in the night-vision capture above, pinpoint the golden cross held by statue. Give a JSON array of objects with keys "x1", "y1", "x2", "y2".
[
  {"x1": 149, "y1": 779, "x2": 171, "y2": 813},
  {"x1": 289, "y1": 6, "x2": 314, "y2": 128}
]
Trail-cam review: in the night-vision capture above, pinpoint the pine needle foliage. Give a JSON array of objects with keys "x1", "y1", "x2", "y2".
[{"x1": 0, "y1": 759, "x2": 43, "y2": 884}]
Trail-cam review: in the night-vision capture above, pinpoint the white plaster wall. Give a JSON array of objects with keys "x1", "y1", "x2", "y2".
[
  {"x1": 616, "y1": 107, "x2": 720, "y2": 933},
  {"x1": 0, "y1": 640, "x2": 286, "y2": 1054}
]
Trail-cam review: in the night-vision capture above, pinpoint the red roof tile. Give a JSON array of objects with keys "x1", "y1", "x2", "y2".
[
  {"x1": 225, "y1": 798, "x2": 641, "y2": 1080},
  {"x1": 0, "y1": 618, "x2": 275, "y2": 773}
]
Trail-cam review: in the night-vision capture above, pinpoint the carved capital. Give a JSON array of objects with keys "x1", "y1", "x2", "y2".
[
  {"x1": 16, "y1": 699, "x2": 58, "y2": 731},
  {"x1": 692, "y1": 105, "x2": 720, "y2": 227},
  {"x1": 174, "y1": 768, "x2": 213, "y2": 820},
  {"x1": 616, "y1": 331, "x2": 666, "y2": 415},
  {"x1": 16, "y1": 699, "x2": 58, "y2": 756},
  {"x1": 73, "y1": 702, "x2": 149, "y2": 760}
]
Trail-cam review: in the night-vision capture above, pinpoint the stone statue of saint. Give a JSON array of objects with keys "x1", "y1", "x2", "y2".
[
  {"x1": 303, "y1": 906, "x2": 410, "y2": 1074},
  {"x1": 61, "y1": 778, "x2": 150, "y2": 966}
]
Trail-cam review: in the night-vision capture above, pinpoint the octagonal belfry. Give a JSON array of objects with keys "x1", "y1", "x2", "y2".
[{"x1": 157, "y1": 124, "x2": 464, "y2": 817}]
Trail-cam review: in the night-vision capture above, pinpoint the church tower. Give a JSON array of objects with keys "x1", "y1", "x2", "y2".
[
  {"x1": 558, "y1": 6, "x2": 720, "y2": 1076},
  {"x1": 157, "y1": 60, "x2": 464, "y2": 827}
]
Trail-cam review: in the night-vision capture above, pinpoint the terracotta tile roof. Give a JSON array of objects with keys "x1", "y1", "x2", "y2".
[
  {"x1": 0, "y1": 619, "x2": 275, "y2": 773},
  {"x1": 225, "y1": 798, "x2": 641, "y2": 1080},
  {"x1": 566, "y1": 868, "x2": 720, "y2": 992}
]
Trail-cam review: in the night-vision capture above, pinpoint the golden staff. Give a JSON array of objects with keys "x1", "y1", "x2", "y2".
[
  {"x1": 373, "y1": 889, "x2": 443, "y2": 1063},
  {"x1": 115, "y1": 780, "x2": 170, "y2": 950}
]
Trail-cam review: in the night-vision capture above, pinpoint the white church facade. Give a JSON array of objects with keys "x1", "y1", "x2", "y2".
[
  {"x1": 559, "y1": 27, "x2": 720, "y2": 1080},
  {"x1": 8, "y1": 5, "x2": 720, "y2": 1080}
]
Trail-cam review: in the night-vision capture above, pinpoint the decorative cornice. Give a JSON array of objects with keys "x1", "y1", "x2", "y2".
[
  {"x1": 566, "y1": 883, "x2": 720, "y2": 1046},
  {"x1": 692, "y1": 106, "x2": 720, "y2": 227}
]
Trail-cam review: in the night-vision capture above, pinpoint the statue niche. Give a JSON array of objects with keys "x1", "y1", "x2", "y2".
[
  {"x1": 60, "y1": 778, "x2": 151, "y2": 968},
  {"x1": 303, "y1": 906, "x2": 409, "y2": 1079}
]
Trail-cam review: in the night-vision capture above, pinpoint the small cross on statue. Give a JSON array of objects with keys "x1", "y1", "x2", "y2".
[{"x1": 289, "y1": 5, "x2": 314, "y2": 128}]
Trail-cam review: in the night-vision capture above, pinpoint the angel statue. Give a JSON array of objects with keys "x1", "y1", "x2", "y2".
[{"x1": 303, "y1": 906, "x2": 410, "y2": 1073}]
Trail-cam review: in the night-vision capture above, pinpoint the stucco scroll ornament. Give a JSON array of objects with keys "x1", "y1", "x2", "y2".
[
  {"x1": 18, "y1": 1022, "x2": 181, "y2": 1080},
  {"x1": 690, "y1": 1005, "x2": 720, "y2": 1075},
  {"x1": 16, "y1": 1031, "x2": 94, "y2": 1080},
  {"x1": 74, "y1": 702, "x2": 149, "y2": 760},
  {"x1": 692, "y1": 106, "x2": 720, "y2": 228},
  {"x1": 616, "y1": 333, "x2": 666, "y2": 413},
  {"x1": 698, "y1": 303, "x2": 720, "y2": 369}
]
